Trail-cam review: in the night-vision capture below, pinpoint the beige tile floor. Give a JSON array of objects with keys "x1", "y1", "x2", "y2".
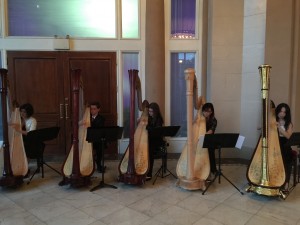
[{"x1": 0, "y1": 159, "x2": 300, "y2": 225}]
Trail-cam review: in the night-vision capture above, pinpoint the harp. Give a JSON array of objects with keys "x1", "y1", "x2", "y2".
[
  {"x1": 0, "y1": 68, "x2": 28, "y2": 187},
  {"x1": 59, "y1": 69, "x2": 94, "y2": 187},
  {"x1": 246, "y1": 65, "x2": 286, "y2": 198},
  {"x1": 118, "y1": 69, "x2": 149, "y2": 185},
  {"x1": 176, "y1": 68, "x2": 210, "y2": 190}
]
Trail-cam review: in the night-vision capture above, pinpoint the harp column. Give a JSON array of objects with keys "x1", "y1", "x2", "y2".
[{"x1": 185, "y1": 69, "x2": 195, "y2": 180}]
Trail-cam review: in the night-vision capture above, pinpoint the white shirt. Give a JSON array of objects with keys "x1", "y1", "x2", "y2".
[{"x1": 24, "y1": 117, "x2": 37, "y2": 132}]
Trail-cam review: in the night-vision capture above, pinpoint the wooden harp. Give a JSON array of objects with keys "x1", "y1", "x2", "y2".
[
  {"x1": 118, "y1": 69, "x2": 149, "y2": 185},
  {"x1": 0, "y1": 68, "x2": 28, "y2": 187},
  {"x1": 59, "y1": 69, "x2": 94, "y2": 187},
  {"x1": 176, "y1": 68, "x2": 210, "y2": 190}
]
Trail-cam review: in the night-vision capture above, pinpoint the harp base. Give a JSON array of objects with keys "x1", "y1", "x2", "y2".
[
  {"x1": 176, "y1": 176, "x2": 206, "y2": 190},
  {"x1": 118, "y1": 172, "x2": 146, "y2": 185},
  {"x1": 0, "y1": 175, "x2": 23, "y2": 188},
  {"x1": 246, "y1": 184, "x2": 286, "y2": 199},
  {"x1": 58, "y1": 175, "x2": 92, "y2": 188}
]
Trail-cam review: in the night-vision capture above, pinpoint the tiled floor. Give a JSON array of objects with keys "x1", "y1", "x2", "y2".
[{"x1": 0, "y1": 159, "x2": 300, "y2": 225}]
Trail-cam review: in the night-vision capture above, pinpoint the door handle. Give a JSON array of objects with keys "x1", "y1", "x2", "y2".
[
  {"x1": 59, "y1": 104, "x2": 64, "y2": 119},
  {"x1": 65, "y1": 104, "x2": 69, "y2": 119}
]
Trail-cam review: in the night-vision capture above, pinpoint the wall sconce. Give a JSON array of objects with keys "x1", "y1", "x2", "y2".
[{"x1": 53, "y1": 35, "x2": 70, "y2": 50}]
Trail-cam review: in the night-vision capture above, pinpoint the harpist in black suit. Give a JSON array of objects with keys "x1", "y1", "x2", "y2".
[{"x1": 90, "y1": 102, "x2": 106, "y2": 173}]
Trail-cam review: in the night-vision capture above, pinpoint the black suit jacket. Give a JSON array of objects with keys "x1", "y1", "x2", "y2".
[
  {"x1": 91, "y1": 114, "x2": 105, "y2": 149},
  {"x1": 91, "y1": 114, "x2": 105, "y2": 128}
]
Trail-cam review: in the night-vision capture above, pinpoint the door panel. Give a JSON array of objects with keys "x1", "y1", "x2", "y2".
[
  {"x1": 65, "y1": 52, "x2": 117, "y2": 158},
  {"x1": 7, "y1": 51, "x2": 66, "y2": 155},
  {"x1": 7, "y1": 51, "x2": 118, "y2": 159}
]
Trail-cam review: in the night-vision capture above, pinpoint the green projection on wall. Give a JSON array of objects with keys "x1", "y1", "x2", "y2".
[{"x1": 8, "y1": 0, "x2": 139, "y2": 38}]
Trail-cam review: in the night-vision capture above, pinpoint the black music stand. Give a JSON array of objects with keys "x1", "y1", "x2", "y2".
[
  {"x1": 202, "y1": 133, "x2": 244, "y2": 195},
  {"x1": 86, "y1": 126, "x2": 123, "y2": 191},
  {"x1": 27, "y1": 127, "x2": 61, "y2": 184},
  {"x1": 148, "y1": 126, "x2": 180, "y2": 185}
]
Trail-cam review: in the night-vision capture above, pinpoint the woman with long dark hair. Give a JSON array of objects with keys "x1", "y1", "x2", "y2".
[
  {"x1": 275, "y1": 103, "x2": 293, "y2": 191},
  {"x1": 202, "y1": 103, "x2": 217, "y2": 178}
]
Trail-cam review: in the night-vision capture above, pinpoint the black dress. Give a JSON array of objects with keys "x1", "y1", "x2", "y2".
[
  {"x1": 279, "y1": 135, "x2": 293, "y2": 185},
  {"x1": 91, "y1": 114, "x2": 105, "y2": 171},
  {"x1": 206, "y1": 117, "x2": 218, "y2": 173}
]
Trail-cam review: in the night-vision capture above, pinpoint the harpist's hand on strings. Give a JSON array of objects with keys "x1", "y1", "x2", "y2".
[
  {"x1": 276, "y1": 122, "x2": 284, "y2": 133},
  {"x1": 79, "y1": 119, "x2": 88, "y2": 127},
  {"x1": 9, "y1": 123, "x2": 23, "y2": 133},
  {"x1": 9, "y1": 122, "x2": 18, "y2": 129}
]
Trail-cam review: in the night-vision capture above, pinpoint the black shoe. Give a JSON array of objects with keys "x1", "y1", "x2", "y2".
[
  {"x1": 146, "y1": 175, "x2": 152, "y2": 181},
  {"x1": 24, "y1": 169, "x2": 31, "y2": 178},
  {"x1": 281, "y1": 183, "x2": 289, "y2": 194},
  {"x1": 97, "y1": 166, "x2": 106, "y2": 173},
  {"x1": 211, "y1": 170, "x2": 217, "y2": 175},
  {"x1": 206, "y1": 172, "x2": 215, "y2": 182}
]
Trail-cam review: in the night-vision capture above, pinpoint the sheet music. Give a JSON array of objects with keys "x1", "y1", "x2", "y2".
[{"x1": 235, "y1": 135, "x2": 245, "y2": 149}]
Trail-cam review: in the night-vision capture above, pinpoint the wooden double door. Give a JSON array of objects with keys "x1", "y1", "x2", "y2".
[{"x1": 7, "y1": 51, "x2": 118, "y2": 159}]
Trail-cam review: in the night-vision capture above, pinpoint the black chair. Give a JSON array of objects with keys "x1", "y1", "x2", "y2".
[
  {"x1": 148, "y1": 126, "x2": 180, "y2": 185},
  {"x1": 152, "y1": 141, "x2": 177, "y2": 185},
  {"x1": 26, "y1": 142, "x2": 45, "y2": 179},
  {"x1": 284, "y1": 133, "x2": 300, "y2": 192},
  {"x1": 25, "y1": 127, "x2": 61, "y2": 184}
]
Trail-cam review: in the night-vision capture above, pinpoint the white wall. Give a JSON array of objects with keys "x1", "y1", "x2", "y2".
[
  {"x1": 207, "y1": 0, "x2": 244, "y2": 158},
  {"x1": 240, "y1": 0, "x2": 267, "y2": 159}
]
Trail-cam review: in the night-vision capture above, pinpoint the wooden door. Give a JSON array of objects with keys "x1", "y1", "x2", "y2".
[
  {"x1": 7, "y1": 51, "x2": 118, "y2": 159},
  {"x1": 7, "y1": 51, "x2": 66, "y2": 156},
  {"x1": 64, "y1": 51, "x2": 118, "y2": 159}
]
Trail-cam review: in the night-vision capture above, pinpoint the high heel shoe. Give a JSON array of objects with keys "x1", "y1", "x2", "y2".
[{"x1": 281, "y1": 182, "x2": 289, "y2": 194}]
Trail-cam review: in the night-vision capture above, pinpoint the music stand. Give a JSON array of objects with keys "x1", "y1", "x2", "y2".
[
  {"x1": 201, "y1": 133, "x2": 244, "y2": 195},
  {"x1": 148, "y1": 126, "x2": 180, "y2": 185},
  {"x1": 86, "y1": 126, "x2": 123, "y2": 191},
  {"x1": 27, "y1": 127, "x2": 61, "y2": 184}
]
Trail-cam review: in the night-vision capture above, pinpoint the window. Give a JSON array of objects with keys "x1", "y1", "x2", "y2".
[
  {"x1": 170, "y1": 52, "x2": 196, "y2": 137},
  {"x1": 171, "y1": 0, "x2": 196, "y2": 39},
  {"x1": 7, "y1": 0, "x2": 117, "y2": 38},
  {"x1": 121, "y1": 0, "x2": 139, "y2": 38},
  {"x1": 122, "y1": 52, "x2": 139, "y2": 138}
]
